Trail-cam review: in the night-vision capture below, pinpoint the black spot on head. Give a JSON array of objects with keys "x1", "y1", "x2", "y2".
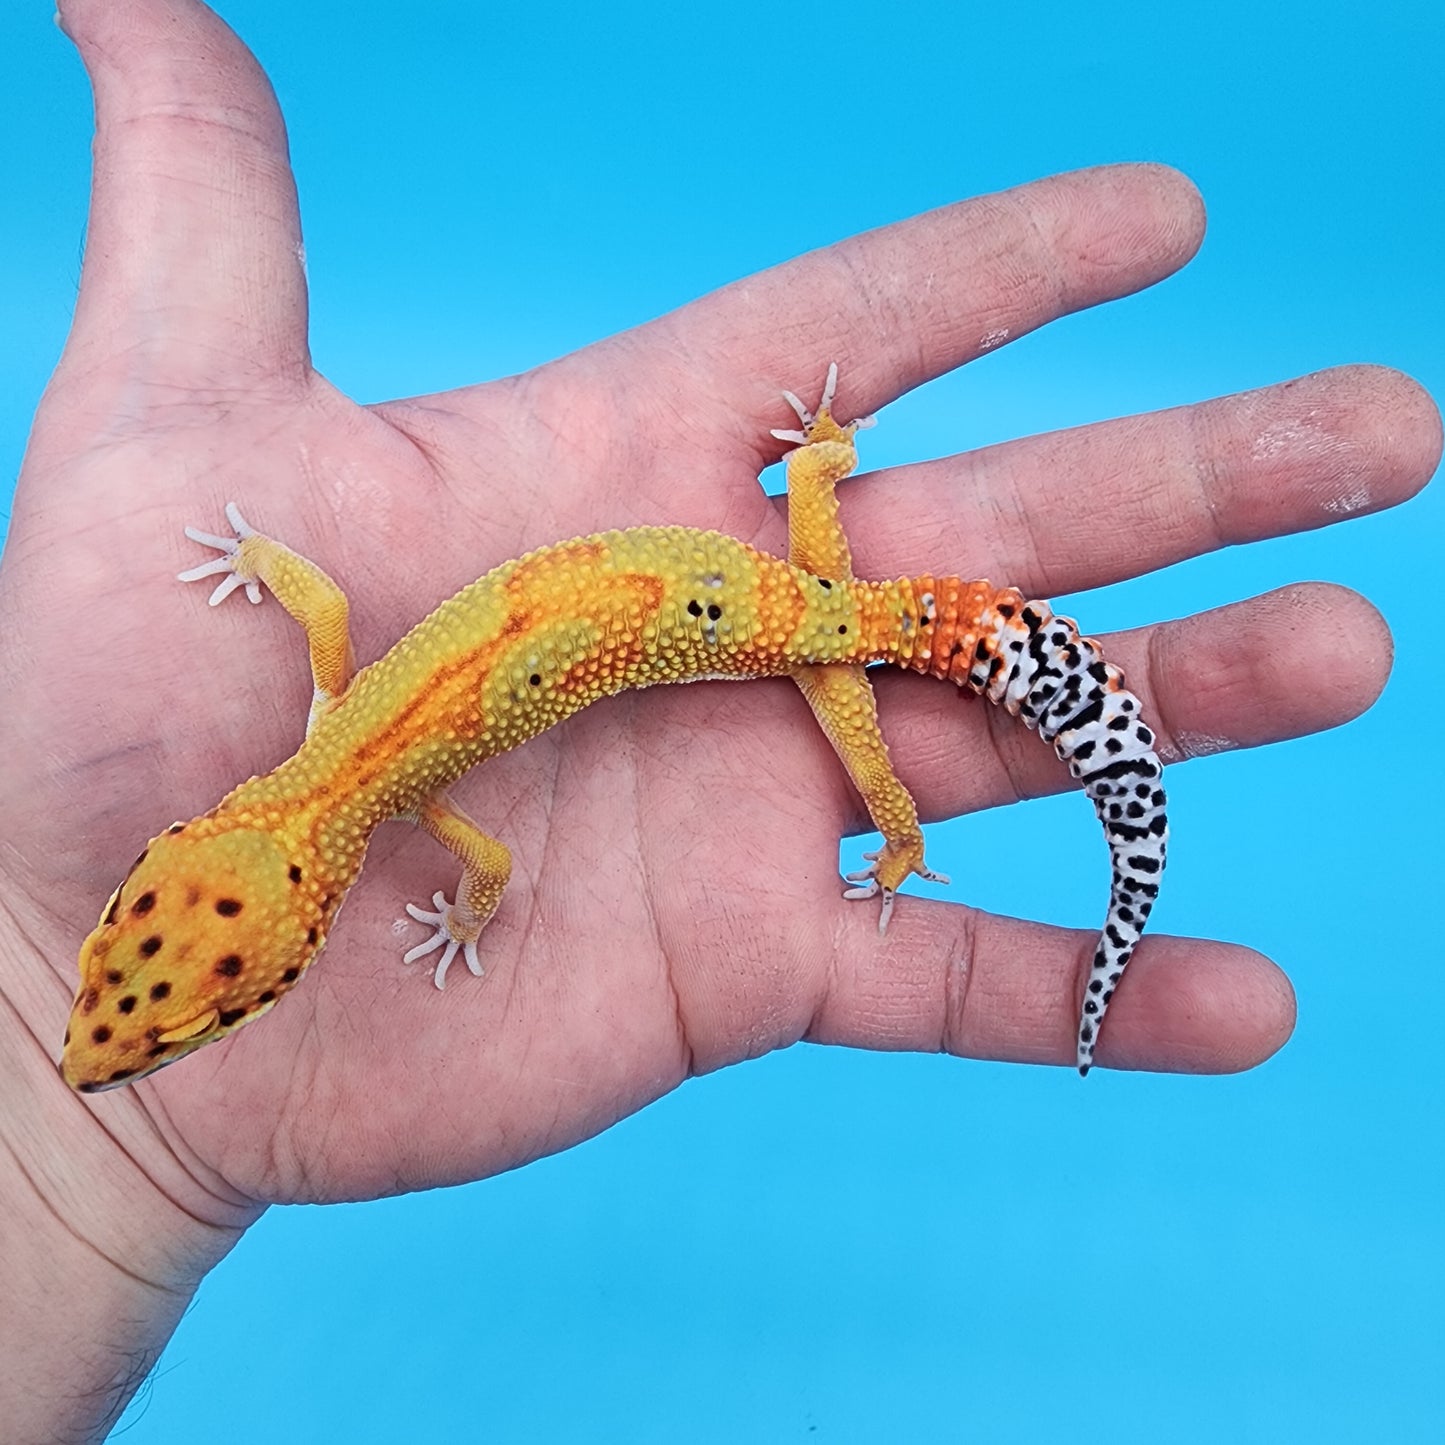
[
  {"x1": 288, "y1": 865, "x2": 303, "y2": 884},
  {"x1": 118, "y1": 996, "x2": 137, "y2": 1015},
  {"x1": 997, "y1": 603, "x2": 1015, "y2": 619},
  {"x1": 528, "y1": 673, "x2": 541, "y2": 687},
  {"x1": 215, "y1": 955, "x2": 243, "y2": 978},
  {"x1": 258, "y1": 990, "x2": 276, "y2": 1004},
  {"x1": 282, "y1": 967, "x2": 300, "y2": 983},
  {"x1": 139, "y1": 936, "x2": 163, "y2": 958},
  {"x1": 108, "y1": 1068, "x2": 135, "y2": 1083},
  {"x1": 687, "y1": 599, "x2": 703, "y2": 616},
  {"x1": 217, "y1": 1007, "x2": 247, "y2": 1028},
  {"x1": 706, "y1": 603, "x2": 722, "y2": 621},
  {"x1": 215, "y1": 898, "x2": 243, "y2": 917},
  {"x1": 105, "y1": 969, "x2": 123, "y2": 984},
  {"x1": 838, "y1": 624, "x2": 848, "y2": 634},
  {"x1": 306, "y1": 927, "x2": 318, "y2": 945},
  {"x1": 818, "y1": 578, "x2": 832, "y2": 590},
  {"x1": 132, "y1": 892, "x2": 156, "y2": 916},
  {"x1": 91, "y1": 1025, "x2": 112, "y2": 1044},
  {"x1": 77, "y1": 1082, "x2": 102, "y2": 1094},
  {"x1": 149, "y1": 981, "x2": 171, "y2": 1002}
]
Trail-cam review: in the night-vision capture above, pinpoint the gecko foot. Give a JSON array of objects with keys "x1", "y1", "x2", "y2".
[
  {"x1": 771, "y1": 363, "x2": 877, "y2": 445},
  {"x1": 843, "y1": 846, "x2": 951, "y2": 934},
  {"x1": 178, "y1": 502, "x2": 264, "y2": 605},
  {"x1": 403, "y1": 890, "x2": 484, "y2": 989}
]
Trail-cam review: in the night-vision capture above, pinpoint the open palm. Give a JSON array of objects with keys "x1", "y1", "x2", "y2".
[{"x1": 3, "y1": 0, "x2": 1438, "y2": 1231}]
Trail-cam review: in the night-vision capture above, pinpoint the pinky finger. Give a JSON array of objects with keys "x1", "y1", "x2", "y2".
[{"x1": 805, "y1": 903, "x2": 1297, "y2": 1075}]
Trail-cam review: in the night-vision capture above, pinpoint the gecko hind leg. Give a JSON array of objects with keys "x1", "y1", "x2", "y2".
[{"x1": 779, "y1": 368, "x2": 944, "y2": 932}]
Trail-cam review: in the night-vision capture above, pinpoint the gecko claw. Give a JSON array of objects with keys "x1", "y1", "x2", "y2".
[{"x1": 403, "y1": 890, "x2": 483, "y2": 988}]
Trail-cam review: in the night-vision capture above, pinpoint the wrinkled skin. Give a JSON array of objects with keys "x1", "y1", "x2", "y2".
[{"x1": 0, "y1": 1, "x2": 1438, "y2": 1440}]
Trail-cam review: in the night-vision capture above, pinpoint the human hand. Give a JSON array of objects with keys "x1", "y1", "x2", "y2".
[{"x1": 1, "y1": 1, "x2": 1439, "y2": 1433}]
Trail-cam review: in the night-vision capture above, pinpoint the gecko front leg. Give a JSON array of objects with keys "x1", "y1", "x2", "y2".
[
  {"x1": 179, "y1": 502, "x2": 355, "y2": 734},
  {"x1": 401, "y1": 793, "x2": 513, "y2": 988}
]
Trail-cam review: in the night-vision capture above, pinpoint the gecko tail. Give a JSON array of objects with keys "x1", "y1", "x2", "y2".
[{"x1": 920, "y1": 581, "x2": 1169, "y2": 1073}]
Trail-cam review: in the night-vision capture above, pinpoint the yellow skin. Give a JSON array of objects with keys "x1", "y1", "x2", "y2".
[{"x1": 62, "y1": 374, "x2": 1159, "y2": 1090}]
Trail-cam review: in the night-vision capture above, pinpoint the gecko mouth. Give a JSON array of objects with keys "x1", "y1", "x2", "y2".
[
  {"x1": 63, "y1": 1009, "x2": 222, "y2": 1094},
  {"x1": 154, "y1": 1009, "x2": 219, "y2": 1044}
]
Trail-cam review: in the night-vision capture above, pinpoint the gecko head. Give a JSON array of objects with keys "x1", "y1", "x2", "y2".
[{"x1": 62, "y1": 819, "x2": 334, "y2": 1093}]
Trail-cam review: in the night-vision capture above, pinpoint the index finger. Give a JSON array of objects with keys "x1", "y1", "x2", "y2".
[{"x1": 650, "y1": 162, "x2": 1207, "y2": 434}]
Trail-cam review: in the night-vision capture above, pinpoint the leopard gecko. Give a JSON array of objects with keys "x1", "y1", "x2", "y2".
[{"x1": 61, "y1": 369, "x2": 1167, "y2": 1092}]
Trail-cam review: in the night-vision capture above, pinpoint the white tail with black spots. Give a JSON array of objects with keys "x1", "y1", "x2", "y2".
[{"x1": 959, "y1": 590, "x2": 1168, "y2": 1072}]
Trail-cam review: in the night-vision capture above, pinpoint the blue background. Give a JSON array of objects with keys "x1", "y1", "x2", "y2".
[{"x1": 3, "y1": 1, "x2": 1441, "y2": 1439}]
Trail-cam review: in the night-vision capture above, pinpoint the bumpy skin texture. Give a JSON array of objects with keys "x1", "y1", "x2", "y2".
[{"x1": 62, "y1": 383, "x2": 1166, "y2": 1090}]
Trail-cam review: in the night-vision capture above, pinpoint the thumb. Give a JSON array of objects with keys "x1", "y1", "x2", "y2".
[{"x1": 51, "y1": 0, "x2": 310, "y2": 427}]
